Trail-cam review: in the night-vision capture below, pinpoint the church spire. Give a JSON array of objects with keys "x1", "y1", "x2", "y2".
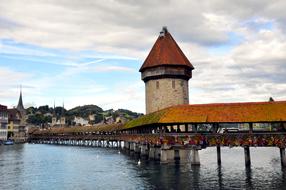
[
  {"x1": 61, "y1": 101, "x2": 65, "y2": 116},
  {"x1": 53, "y1": 99, "x2": 56, "y2": 116},
  {"x1": 17, "y1": 85, "x2": 25, "y2": 112}
]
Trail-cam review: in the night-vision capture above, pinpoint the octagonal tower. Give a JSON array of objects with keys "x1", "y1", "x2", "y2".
[{"x1": 140, "y1": 27, "x2": 194, "y2": 114}]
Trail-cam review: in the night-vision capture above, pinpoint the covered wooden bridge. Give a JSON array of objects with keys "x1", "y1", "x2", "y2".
[{"x1": 29, "y1": 101, "x2": 286, "y2": 167}]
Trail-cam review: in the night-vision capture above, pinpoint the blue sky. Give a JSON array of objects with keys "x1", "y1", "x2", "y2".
[
  {"x1": 1, "y1": 1, "x2": 286, "y2": 113},
  {"x1": 0, "y1": 39, "x2": 143, "y2": 111}
]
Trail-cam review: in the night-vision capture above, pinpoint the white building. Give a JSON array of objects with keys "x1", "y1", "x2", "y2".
[
  {"x1": 74, "y1": 116, "x2": 89, "y2": 126},
  {"x1": 0, "y1": 104, "x2": 8, "y2": 141}
]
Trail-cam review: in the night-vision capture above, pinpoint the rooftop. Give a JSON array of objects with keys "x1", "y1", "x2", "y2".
[
  {"x1": 139, "y1": 27, "x2": 194, "y2": 72},
  {"x1": 124, "y1": 101, "x2": 286, "y2": 129},
  {"x1": 29, "y1": 101, "x2": 286, "y2": 134},
  {"x1": 0, "y1": 104, "x2": 7, "y2": 112}
]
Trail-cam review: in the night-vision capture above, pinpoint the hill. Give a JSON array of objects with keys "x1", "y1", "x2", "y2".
[{"x1": 26, "y1": 104, "x2": 143, "y2": 126}]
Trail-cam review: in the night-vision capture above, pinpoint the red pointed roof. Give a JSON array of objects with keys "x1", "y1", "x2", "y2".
[{"x1": 140, "y1": 28, "x2": 194, "y2": 72}]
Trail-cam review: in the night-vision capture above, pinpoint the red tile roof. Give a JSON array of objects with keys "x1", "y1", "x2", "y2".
[
  {"x1": 30, "y1": 123, "x2": 123, "y2": 135},
  {"x1": 30, "y1": 101, "x2": 286, "y2": 134},
  {"x1": 139, "y1": 28, "x2": 194, "y2": 72},
  {"x1": 125, "y1": 101, "x2": 286, "y2": 128}
]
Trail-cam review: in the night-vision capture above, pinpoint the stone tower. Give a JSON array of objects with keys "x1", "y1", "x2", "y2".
[{"x1": 140, "y1": 27, "x2": 194, "y2": 114}]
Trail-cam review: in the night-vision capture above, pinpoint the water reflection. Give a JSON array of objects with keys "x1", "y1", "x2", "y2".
[
  {"x1": 217, "y1": 166, "x2": 223, "y2": 189},
  {"x1": 0, "y1": 145, "x2": 286, "y2": 189},
  {"x1": 245, "y1": 167, "x2": 252, "y2": 189}
]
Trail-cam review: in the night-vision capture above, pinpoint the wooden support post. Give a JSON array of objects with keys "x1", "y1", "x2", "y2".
[
  {"x1": 217, "y1": 145, "x2": 221, "y2": 165},
  {"x1": 149, "y1": 146, "x2": 155, "y2": 159},
  {"x1": 160, "y1": 149, "x2": 174, "y2": 163},
  {"x1": 140, "y1": 144, "x2": 149, "y2": 158},
  {"x1": 174, "y1": 149, "x2": 180, "y2": 161},
  {"x1": 154, "y1": 146, "x2": 161, "y2": 160},
  {"x1": 160, "y1": 149, "x2": 168, "y2": 163},
  {"x1": 192, "y1": 124, "x2": 197, "y2": 133},
  {"x1": 177, "y1": 125, "x2": 180, "y2": 133},
  {"x1": 244, "y1": 146, "x2": 251, "y2": 167},
  {"x1": 213, "y1": 123, "x2": 219, "y2": 134},
  {"x1": 178, "y1": 149, "x2": 190, "y2": 163},
  {"x1": 280, "y1": 148, "x2": 286, "y2": 167},
  {"x1": 249, "y1": 123, "x2": 253, "y2": 134},
  {"x1": 185, "y1": 124, "x2": 188, "y2": 133},
  {"x1": 134, "y1": 143, "x2": 140, "y2": 154}
]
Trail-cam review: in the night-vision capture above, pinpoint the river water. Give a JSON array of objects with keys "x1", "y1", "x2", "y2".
[{"x1": 0, "y1": 144, "x2": 285, "y2": 190}]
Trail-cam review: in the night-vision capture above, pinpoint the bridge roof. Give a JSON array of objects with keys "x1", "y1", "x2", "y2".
[
  {"x1": 30, "y1": 101, "x2": 286, "y2": 135},
  {"x1": 30, "y1": 123, "x2": 123, "y2": 135},
  {"x1": 124, "y1": 101, "x2": 286, "y2": 129}
]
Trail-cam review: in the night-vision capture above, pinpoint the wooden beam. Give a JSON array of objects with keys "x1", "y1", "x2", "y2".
[{"x1": 249, "y1": 123, "x2": 253, "y2": 134}]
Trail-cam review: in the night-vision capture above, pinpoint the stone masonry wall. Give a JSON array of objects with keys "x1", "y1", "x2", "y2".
[{"x1": 145, "y1": 78, "x2": 189, "y2": 114}]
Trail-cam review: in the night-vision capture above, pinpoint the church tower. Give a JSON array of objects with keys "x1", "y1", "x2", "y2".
[
  {"x1": 51, "y1": 101, "x2": 57, "y2": 127},
  {"x1": 16, "y1": 86, "x2": 26, "y2": 115},
  {"x1": 140, "y1": 27, "x2": 194, "y2": 114},
  {"x1": 60, "y1": 102, "x2": 66, "y2": 127},
  {"x1": 16, "y1": 86, "x2": 26, "y2": 126}
]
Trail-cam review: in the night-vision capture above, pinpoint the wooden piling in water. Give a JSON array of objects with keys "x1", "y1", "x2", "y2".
[
  {"x1": 217, "y1": 145, "x2": 221, "y2": 165},
  {"x1": 280, "y1": 148, "x2": 286, "y2": 167},
  {"x1": 244, "y1": 146, "x2": 251, "y2": 167}
]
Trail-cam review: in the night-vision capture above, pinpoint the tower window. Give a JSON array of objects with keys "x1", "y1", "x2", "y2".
[
  {"x1": 172, "y1": 80, "x2": 175, "y2": 89},
  {"x1": 156, "y1": 81, "x2": 159, "y2": 89}
]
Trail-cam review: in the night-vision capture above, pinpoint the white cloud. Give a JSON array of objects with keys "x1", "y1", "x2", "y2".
[
  {"x1": 189, "y1": 24, "x2": 286, "y2": 104},
  {"x1": 1, "y1": 0, "x2": 286, "y2": 113},
  {"x1": 56, "y1": 81, "x2": 145, "y2": 113},
  {"x1": 0, "y1": 67, "x2": 31, "y2": 107}
]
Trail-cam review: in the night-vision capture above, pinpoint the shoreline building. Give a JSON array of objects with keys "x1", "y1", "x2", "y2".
[
  {"x1": 7, "y1": 89, "x2": 27, "y2": 140},
  {"x1": 7, "y1": 108, "x2": 22, "y2": 138},
  {"x1": 51, "y1": 102, "x2": 66, "y2": 127},
  {"x1": 0, "y1": 104, "x2": 8, "y2": 141},
  {"x1": 140, "y1": 27, "x2": 194, "y2": 114},
  {"x1": 51, "y1": 102, "x2": 57, "y2": 126},
  {"x1": 60, "y1": 103, "x2": 66, "y2": 127}
]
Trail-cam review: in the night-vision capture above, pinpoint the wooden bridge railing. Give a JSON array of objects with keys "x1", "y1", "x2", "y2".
[{"x1": 29, "y1": 132, "x2": 286, "y2": 148}]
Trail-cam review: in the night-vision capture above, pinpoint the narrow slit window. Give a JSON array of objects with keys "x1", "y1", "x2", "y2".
[
  {"x1": 172, "y1": 80, "x2": 175, "y2": 89},
  {"x1": 156, "y1": 81, "x2": 159, "y2": 89}
]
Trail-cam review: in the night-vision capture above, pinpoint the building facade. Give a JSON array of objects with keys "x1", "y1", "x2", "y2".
[
  {"x1": 6, "y1": 89, "x2": 27, "y2": 141},
  {"x1": 0, "y1": 104, "x2": 8, "y2": 141},
  {"x1": 140, "y1": 27, "x2": 194, "y2": 114},
  {"x1": 51, "y1": 104, "x2": 66, "y2": 127},
  {"x1": 7, "y1": 108, "x2": 22, "y2": 138}
]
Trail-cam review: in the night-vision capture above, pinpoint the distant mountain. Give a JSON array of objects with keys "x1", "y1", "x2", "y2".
[
  {"x1": 66, "y1": 105, "x2": 103, "y2": 118},
  {"x1": 66, "y1": 105, "x2": 104, "y2": 124},
  {"x1": 25, "y1": 104, "x2": 143, "y2": 126}
]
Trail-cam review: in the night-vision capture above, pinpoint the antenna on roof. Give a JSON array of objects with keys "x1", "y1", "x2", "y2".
[{"x1": 159, "y1": 26, "x2": 168, "y2": 37}]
